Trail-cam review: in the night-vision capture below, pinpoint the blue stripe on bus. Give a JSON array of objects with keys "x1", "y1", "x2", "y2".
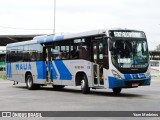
[
  {"x1": 36, "y1": 35, "x2": 64, "y2": 43},
  {"x1": 55, "y1": 35, "x2": 64, "y2": 40},
  {"x1": 36, "y1": 61, "x2": 58, "y2": 80},
  {"x1": 50, "y1": 62, "x2": 58, "y2": 80},
  {"x1": 37, "y1": 38, "x2": 45, "y2": 43},
  {"x1": 36, "y1": 61, "x2": 46, "y2": 79},
  {"x1": 131, "y1": 74, "x2": 139, "y2": 79},
  {"x1": 139, "y1": 73, "x2": 145, "y2": 78},
  {"x1": 108, "y1": 77, "x2": 125, "y2": 88},
  {"x1": 54, "y1": 60, "x2": 72, "y2": 80},
  {"x1": 46, "y1": 37, "x2": 53, "y2": 43},
  {"x1": 124, "y1": 74, "x2": 146, "y2": 80},
  {"x1": 109, "y1": 76, "x2": 150, "y2": 88},
  {"x1": 7, "y1": 63, "x2": 12, "y2": 78},
  {"x1": 124, "y1": 74, "x2": 132, "y2": 80}
]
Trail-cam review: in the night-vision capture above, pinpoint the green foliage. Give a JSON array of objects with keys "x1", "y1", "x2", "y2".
[
  {"x1": 0, "y1": 75, "x2": 6, "y2": 80},
  {"x1": 0, "y1": 71, "x2": 6, "y2": 80}
]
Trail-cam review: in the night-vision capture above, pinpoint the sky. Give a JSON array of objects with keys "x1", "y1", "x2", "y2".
[{"x1": 0, "y1": 0, "x2": 160, "y2": 50}]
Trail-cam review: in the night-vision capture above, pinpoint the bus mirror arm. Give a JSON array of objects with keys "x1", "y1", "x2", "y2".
[{"x1": 103, "y1": 36, "x2": 109, "y2": 45}]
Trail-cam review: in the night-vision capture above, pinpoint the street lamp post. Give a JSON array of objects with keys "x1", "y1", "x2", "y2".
[{"x1": 53, "y1": 0, "x2": 56, "y2": 34}]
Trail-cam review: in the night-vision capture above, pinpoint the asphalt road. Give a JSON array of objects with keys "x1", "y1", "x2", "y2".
[
  {"x1": 0, "y1": 78, "x2": 159, "y2": 111},
  {"x1": 0, "y1": 78, "x2": 159, "y2": 119}
]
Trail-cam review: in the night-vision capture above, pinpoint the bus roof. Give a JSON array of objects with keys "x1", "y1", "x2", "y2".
[
  {"x1": 6, "y1": 28, "x2": 144, "y2": 47},
  {"x1": 6, "y1": 29, "x2": 107, "y2": 47}
]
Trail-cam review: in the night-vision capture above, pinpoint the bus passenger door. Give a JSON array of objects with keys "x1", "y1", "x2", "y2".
[
  {"x1": 92, "y1": 40, "x2": 104, "y2": 86},
  {"x1": 44, "y1": 46, "x2": 53, "y2": 82}
]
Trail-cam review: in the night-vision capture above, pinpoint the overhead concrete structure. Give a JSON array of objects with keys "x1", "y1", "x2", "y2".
[{"x1": 0, "y1": 34, "x2": 43, "y2": 46}]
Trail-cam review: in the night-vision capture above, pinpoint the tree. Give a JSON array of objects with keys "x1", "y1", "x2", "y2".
[{"x1": 155, "y1": 44, "x2": 160, "y2": 51}]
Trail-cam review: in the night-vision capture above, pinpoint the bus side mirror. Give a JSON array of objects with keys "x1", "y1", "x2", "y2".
[{"x1": 109, "y1": 40, "x2": 113, "y2": 51}]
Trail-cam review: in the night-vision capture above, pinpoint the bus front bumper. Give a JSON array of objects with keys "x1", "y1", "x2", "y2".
[{"x1": 108, "y1": 77, "x2": 151, "y2": 89}]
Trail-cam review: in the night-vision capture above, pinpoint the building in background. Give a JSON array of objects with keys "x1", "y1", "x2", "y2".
[{"x1": 150, "y1": 51, "x2": 160, "y2": 77}]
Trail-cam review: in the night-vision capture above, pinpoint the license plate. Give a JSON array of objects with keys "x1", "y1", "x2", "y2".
[{"x1": 132, "y1": 83, "x2": 139, "y2": 87}]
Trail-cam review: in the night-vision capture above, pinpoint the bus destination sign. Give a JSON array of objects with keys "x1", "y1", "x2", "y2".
[{"x1": 111, "y1": 31, "x2": 146, "y2": 38}]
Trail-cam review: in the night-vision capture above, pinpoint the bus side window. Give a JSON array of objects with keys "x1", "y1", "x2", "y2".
[
  {"x1": 71, "y1": 46, "x2": 79, "y2": 59},
  {"x1": 52, "y1": 45, "x2": 61, "y2": 60},
  {"x1": 79, "y1": 46, "x2": 88, "y2": 60},
  {"x1": 24, "y1": 45, "x2": 30, "y2": 62}
]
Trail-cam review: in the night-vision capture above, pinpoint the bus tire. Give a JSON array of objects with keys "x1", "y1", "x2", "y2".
[
  {"x1": 53, "y1": 85, "x2": 65, "y2": 89},
  {"x1": 26, "y1": 74, "x2": 36, "y2": 90},
  {"x1": 112, "y1": 88, "x2": 122, "y2": 94},
  {"x1": 81, "y1": 75, "x2": 90, "y2": 94}
]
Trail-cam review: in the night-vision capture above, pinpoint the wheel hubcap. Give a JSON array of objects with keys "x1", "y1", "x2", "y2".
[
  {"x1": 27, "y1": 78, "x2": 32, "y2": 87},
  {"x1": 81, "y1": 80, "x2": 85, "y2": 89}
]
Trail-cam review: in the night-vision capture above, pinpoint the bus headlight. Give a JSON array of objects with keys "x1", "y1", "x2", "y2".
[{"x1": 112, "y1": 70, "x2": 122, "y2": 79}]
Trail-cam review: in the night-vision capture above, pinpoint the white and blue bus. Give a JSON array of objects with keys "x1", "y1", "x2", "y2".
[{"x1": 6, "y1": 29, "x2": 151, "y2": 94}]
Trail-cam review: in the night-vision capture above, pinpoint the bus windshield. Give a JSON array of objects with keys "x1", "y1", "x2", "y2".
[{"x1": 111, "y1": 39, "x2": 149, "y2": 69}]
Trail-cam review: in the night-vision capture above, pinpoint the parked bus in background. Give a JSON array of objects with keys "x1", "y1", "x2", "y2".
[
  {"x1": 6, "y1": 29, "x2": 151, "y2": 94},
  {"x1": 149, "y1": 51, "x2": 160, "y2": 77},
  {"x1": 0, "y1": 46, "x2": 6, "y2": 71}
]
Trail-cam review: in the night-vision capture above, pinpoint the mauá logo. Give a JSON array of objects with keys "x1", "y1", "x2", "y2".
[{"x1": 16, "y1": 63, "x2": 31, "y2": 70}]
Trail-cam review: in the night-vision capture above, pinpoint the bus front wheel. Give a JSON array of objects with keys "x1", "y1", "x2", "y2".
[
  {"x1": 81, "y1": 75, "x2": 90, "y2": 94},
  {"x1": 112, "y1": 88, "x2": 122, "y2": 94}
]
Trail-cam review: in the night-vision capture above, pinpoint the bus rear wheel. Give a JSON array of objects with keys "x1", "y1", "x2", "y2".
[
  {"x1": 81, "y1": 75, "x2": 90, "y2": 94},
  {"x1": 112, "y1": 88, "x2": 122, "y2": 94},
  {"x1": 26, "y1": 74, "x2": 39, "y2": 90}
]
